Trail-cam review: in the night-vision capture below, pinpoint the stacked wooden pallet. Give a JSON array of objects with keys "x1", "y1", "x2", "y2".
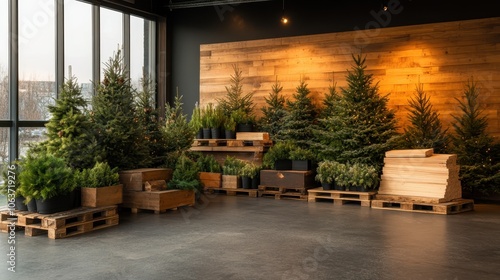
[
  {"x1": 0, "y1": 206, "x2": 118, "y2": 239},
  {"x1": 372, "y1": 149, "x2": 473, "y2": 214},
  {"x1": 204, "y1": 187, "x2": 258, "y2": 197}
]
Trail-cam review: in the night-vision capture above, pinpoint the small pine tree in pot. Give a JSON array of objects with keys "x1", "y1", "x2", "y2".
[{"x1": 78, "y1": 162, "x2": 122, "y2": 207}]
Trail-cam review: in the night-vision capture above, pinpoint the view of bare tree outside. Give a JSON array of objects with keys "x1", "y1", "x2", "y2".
[
  {"x1": 101, "y1": 7, "x2": 123, "y2": 82},
  {"x1": 130, "y1": 16, "x2": 155, "y2": 90},
  {"x1": 65, "y1": 0, "x2": 93, "y2": 102},
  {"x1": 18, "y1": 0, "x2": 56, "y2": 121}
]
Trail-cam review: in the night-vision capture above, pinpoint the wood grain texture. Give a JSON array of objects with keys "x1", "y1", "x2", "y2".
[{"x1": 200, "y1": 17, "x2": 500, "y2": 138}]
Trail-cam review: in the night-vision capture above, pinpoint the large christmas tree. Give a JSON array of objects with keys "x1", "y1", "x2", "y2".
[
  {"x1": 135, "y1": 73, "x2": 167, "y2": 168},
  {"x1": 451, "y1": 78, "x2": 500, "y2": 195},
  {"x1": 91, "y1": 49, "x2": 149, "y2": 170},
  {"x1": 43, "y1": 76, "x2": 99, "y2": 169},
  {"x1": 259, "y1": 79, "x2": 287, "y2": 140},
  {"x1": 317, "y1": 55, "x2": 398, "y2": 171},
  {"x1": 402, "y1": 82, "x2": 449, "y2": 153},
  {"x1": 275, "y1": 81, "x2": 317, "y2": 147}
]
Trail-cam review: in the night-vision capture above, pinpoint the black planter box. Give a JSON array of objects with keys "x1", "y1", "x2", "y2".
[
  {"x1": 274, "y1": 159, "x2": 292, "y2": 170},
  {"x1": 292, "y1": 160, "x2": 314, "y2": 171}
]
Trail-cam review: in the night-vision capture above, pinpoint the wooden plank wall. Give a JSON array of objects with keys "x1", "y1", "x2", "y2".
[{"x1": 199, "y1": 17, "x2": 500, "y2": 138}]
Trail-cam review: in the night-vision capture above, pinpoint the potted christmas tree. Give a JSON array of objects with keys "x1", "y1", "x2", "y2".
[
  {"x1": 197, "y1": 154, "x2": 222, "y2": 189},
  {"x1": 79, "y1": 161, "x2": 123, "y2": 207},
  {"x1": 260, "y1": 78, "x2": 287, "y2": 140},
  {"x1": 222, "y1": 156, "x2": 245, "y2": 189}
]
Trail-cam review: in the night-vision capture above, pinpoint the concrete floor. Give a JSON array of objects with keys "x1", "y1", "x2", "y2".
[{"x1": 1, "y1": 194, "x2": 500, "y2": 280}]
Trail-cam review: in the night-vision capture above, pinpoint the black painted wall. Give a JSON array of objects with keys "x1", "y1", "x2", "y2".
[{"x1": 166, "y1": 0, "x2": 499, "y2": 114}]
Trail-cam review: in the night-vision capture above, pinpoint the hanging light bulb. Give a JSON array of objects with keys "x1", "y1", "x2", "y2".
[{"x1": 281, "y1": 0, "x2": 288, "y2": 24}]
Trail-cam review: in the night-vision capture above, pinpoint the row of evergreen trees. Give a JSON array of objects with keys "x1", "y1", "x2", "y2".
[
  {"x1": 258, "y1": 55, "x2": 499, "y2": 195},
  {"x1": 38, "y1": 50, "x2": 193, "y2": 172}
]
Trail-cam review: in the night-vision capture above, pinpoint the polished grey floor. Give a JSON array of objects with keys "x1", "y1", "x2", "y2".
[{"x1": 1, "y1": 193, "x2": 500, "y2": 280}]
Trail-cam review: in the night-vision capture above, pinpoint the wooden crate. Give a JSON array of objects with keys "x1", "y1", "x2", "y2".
[
  {"x1": 260, "y1": 170, "x2": 317, "y2": 189},
  {"x1": 371, "y1": 199, "x2": 474, "y2": 215},
  {"x1": 119, "y1": 168, "x2": 173, "y2": 191},
  {"x1": 307, "y1": 188, "x2": 376, "y2": 206},
  {"x1": 199, "y1": 172, "x2": 222, "y2": 189},
  {"x1": 81, "y1": 184, "x2": 123, "y2": 207},
  {"x1": 222, "y1": 175, "x2": 241, "y2": 189},
  {"x1": 121, "y1": 189, "x2": 195, "y2": 214}
]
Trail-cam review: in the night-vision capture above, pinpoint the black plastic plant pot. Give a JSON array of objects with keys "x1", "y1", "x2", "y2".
[
  {"x1": 36, "y1": 192, "x2": 75, "y2": 214},
  {"x1": 334, "y1": 184, "x2": 345, "y2": 191},
  {"x1": 202, "y1": 128, "x2": 211, "y2": 139},
  {"x1": 15, "y1": 196, "x2": 28, "y2": 211},
  {"x1": 274, "y1": 159, "x2": 292, "y2": 170},
  {"x1": 225, "y1": 130, "x2": 236, "y2": 139},
  {"x1": 211, "y1": 128, "x2": 221, "y2": 139},
  {"x1": 26, "y1": 199, "x2": 37, "y2": 212},
  {"x1": 237, "y1": 123, "x2": 253, "y2": 132},
  {"x1": 321, "y1": 182, "x2": 333, "y2": 190},
  {"x1": 196, "y1": 128, "x2": 203, "y2": 139},
  {"x1": 292, "y1": 160, "x2": 312, "y2": 171},
  {"x1": 251, "y1": 176, "x2": 260, "y2": 189},
  {"x1": 241, "y1": 176, "x2": 252, "y2": 189}
]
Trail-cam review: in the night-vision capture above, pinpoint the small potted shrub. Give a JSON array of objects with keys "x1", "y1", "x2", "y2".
[
  {"x1": 223, "y1": 116, "x2": 237, "y2": 139},
  {"x1": 201, "y1": 103, "x2": 214, "y2": 139},
  {"x1": 289, "y1": 147, "x2": 316, "y2": 171},
  {"x1": 315, "y1": 160, "x2": 346, "y2": 190},
  {"x1": 211, "y1": 105, "x2": 225, "y2": 139},
  {"x1": 197, "y1": 154, "x2": 222, "y2": 189},
  {"x1": 1, "y1": 161, "x2": 30, "y2": 211},
  {"x1": 169, "y1": 153, "x2": 202, "y2": 193},
  {"x1": 189, "y1": 104, "x2": 203, "y2": 139},
  {"x1": 18, "y1": 152, "x2": 77, "y2": 214},
  {"x1": 222, "y1": 156, "x2": 245, "y2": 189},
  {"x1": 231, "y1": 108, "x2": 255, "y2": 132},
  {"x1": 240, "y1": 162, "x2": 261, "y2": 189},
  {"x1": 346, "y1": 163, "x2": 380, "y2": 192},
  {"x1": 79, "y1": 161, "x2": 123, "y2": 207},
  {"x1": 262, "y1": 141, "x2": 295, "y2": 170}
]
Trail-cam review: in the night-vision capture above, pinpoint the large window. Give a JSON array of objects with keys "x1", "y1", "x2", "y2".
[
  {"x1": 1, "y1": 0, "x2": 8, "y2": 120},
  {"x1": 1, "y1": 1, "x2": 158, "y2": 163},
  {"x1": 100, "y1": 7, "x2": 123, "y2": 80},
  {"x1": 64, "y1": 0, "x2": 92, "y2": 101},
  {"x1": 130, "y1": 15, "x2": 155, "y2": 89},
  {"x1": 18, "y1": 0, "x2": 56, "y2": 121}
]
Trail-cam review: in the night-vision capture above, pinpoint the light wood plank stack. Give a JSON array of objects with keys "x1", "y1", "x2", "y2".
[{"x1": 377, "y1": 149, "x2": 462, "y2": 203}]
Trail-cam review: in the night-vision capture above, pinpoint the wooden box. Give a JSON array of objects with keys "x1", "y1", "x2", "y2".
[
  {"x1": 122, "y1": 190, "x2": 195, "y2": 213},
  {"x1": 260, "y1": 170, "x2": 316, "y2": 189},
  {"x1": 222, "y1": 175, "x2": 241, "y2": 189},
  {"x1": 81, "y1": 184, "x2": 123, "y2": 207},
  {"x1": 119, "y1": 168, "x2": 173, "y2": 191},
  {"x1": 236, "y1": 132, "x2": 270, "y2": 140},
  {"x1": 199, "y1": 172, "x2": 222, "y2": 189}
]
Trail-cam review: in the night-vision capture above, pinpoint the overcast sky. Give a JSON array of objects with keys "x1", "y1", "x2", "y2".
[{"x1": 0, "y1": 0, "x2": 147, "y2": 85}]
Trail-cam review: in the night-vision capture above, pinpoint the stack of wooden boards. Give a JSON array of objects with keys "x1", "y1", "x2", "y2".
[
  {"x1": 119, "y1": 168, "x2": 195, "y2": 214},
  {"x1": 192, "y1": 132, "x2": 273, "y2": 147},
  {"x1": 372, "y1": 149, "x2": 474, "y2": 214}
]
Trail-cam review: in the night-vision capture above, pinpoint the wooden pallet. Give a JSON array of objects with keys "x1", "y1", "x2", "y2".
[
  {"x1": 192, "y1": 139, "x2": 228, "y2": 147},
  {"x1": 258, "y1": 185, "x2": 309, "y2": 200},
  {"x1": 307, "y1": 188, "x2": 376, "y2": 206},
  {"x1": 0, "y1": 211, "x2": 22, "y2": 232},
  {"x1": 0, "y1": 206, "x2": 119, "y2": 239},
  {"x1": 205, "y1": 187, "x2": 258, "y2": 197},
  {"x1": 371, "y1": 198, "x2": 474, "y2": 215},
  {"x1": 226, "y1": 140, "x2": 273, "y2": 147}
]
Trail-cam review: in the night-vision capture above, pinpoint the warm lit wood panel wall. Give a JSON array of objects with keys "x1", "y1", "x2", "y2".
[{"x1": 200, "y1": 17, "x2": 500, "y2": 138}]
